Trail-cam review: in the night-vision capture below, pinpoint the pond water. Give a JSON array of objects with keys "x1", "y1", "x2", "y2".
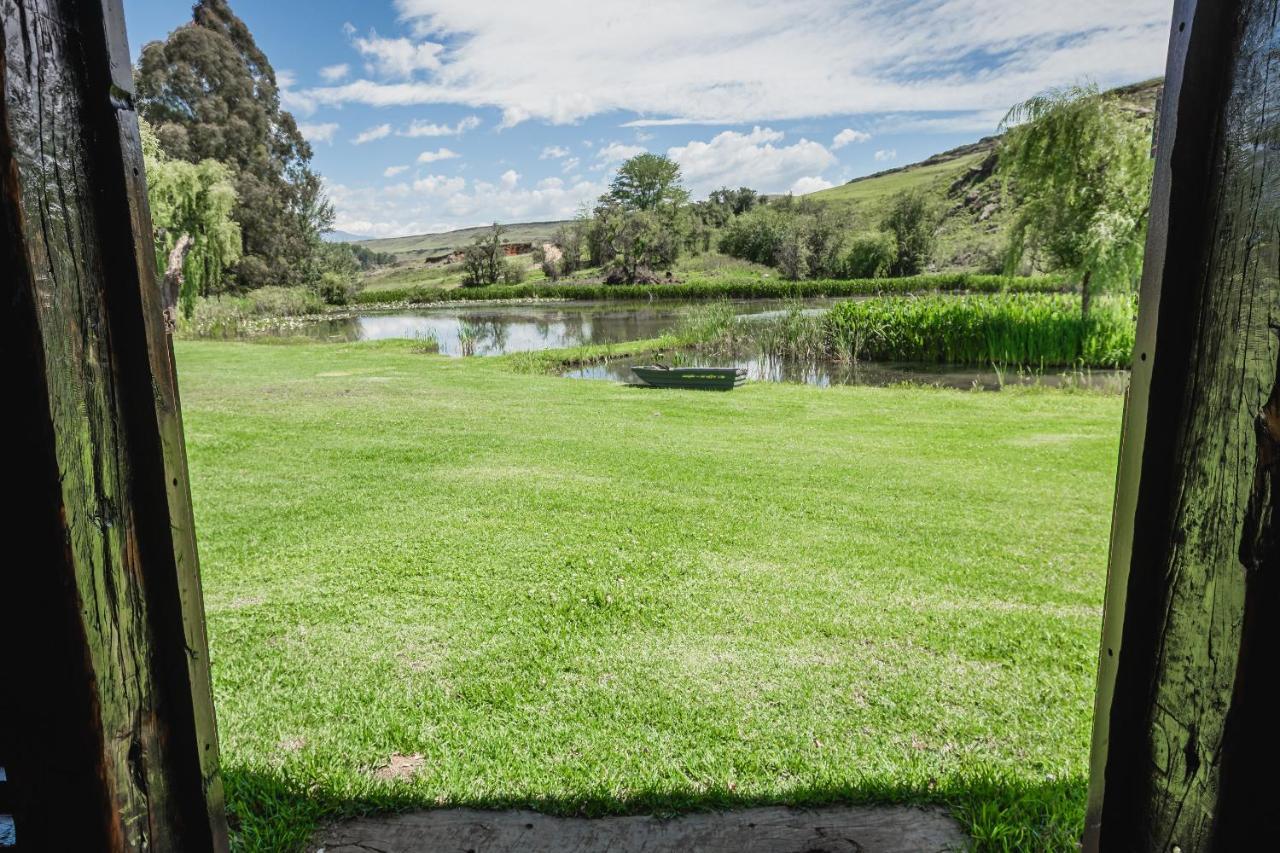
[
  {"x1": 564, "y1": 352, "x2": 1130, "y2": 392},
  {"x1": 250, "y1": 299, "x2": 844, "y2": 355}
]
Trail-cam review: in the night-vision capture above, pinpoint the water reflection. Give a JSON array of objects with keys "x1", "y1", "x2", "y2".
[
  {"x1": 226, "y1": 299, "x2": 845, "y2": 356},
  {"x1": 565, "y1": 352, "x2": 1130, "y2": 392}
]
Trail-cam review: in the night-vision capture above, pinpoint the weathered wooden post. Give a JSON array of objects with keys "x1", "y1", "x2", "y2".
[
  {"x1": 1, "y1": 0, "x2": 227, "y2": 849},
  {"x1": 1086, "y1": 0, "x2": 1278, "y2": 850}
]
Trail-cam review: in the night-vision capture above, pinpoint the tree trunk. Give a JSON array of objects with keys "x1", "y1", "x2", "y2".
[
  {"x1": 164, "y1": 233, "x2": 195, "y2": 333},
  {"x1": 1085, "y1": 0, "x2": 1279, "y2": 849},
  {"x1": 1080, "y1": 269, "x2": 1093, "y2": 322}
]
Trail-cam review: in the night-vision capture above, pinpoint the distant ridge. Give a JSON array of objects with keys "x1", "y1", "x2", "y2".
[
  {"x1": 357, "y1": 220, "x2": 571, "y2": 257},
  {"x1": 323, "y1": 229, "x2": 373, "y2": 243}
]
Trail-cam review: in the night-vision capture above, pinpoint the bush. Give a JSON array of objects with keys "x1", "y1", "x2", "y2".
[
  {"x1": 312, "y1": 271, "x2": 358, "y2": 305},
  {"x1": 882, "y1": 190, "x2": 939, "y2": 276},
  {"x1": 843, "y1": 232, "x2": 897, "y2": 279},
  {"x1": 500, "y1": 259, "x2": 527, "y2": 284}
]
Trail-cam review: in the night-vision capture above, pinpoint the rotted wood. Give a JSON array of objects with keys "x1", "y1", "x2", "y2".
[
  {"x1": 1, "y1": 0, "x2": 226, "y2": 850},
  {"x1": 1086, "y1": 0, "x2": 1279, "y2": 849}
]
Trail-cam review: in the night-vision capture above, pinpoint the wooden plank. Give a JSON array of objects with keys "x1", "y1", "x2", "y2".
[
  {"x1": 312, "y1": 805, "x2": 967, "y2": 853},
  {"x1": 0, "y1": 0, "x2": 227, "y2": 849},
  {"x1": 1086, "y1": 0, "x2": 1280, "y2": 849}
]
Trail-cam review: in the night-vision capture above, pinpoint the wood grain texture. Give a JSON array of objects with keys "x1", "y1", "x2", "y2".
[
  {"x1": 312, "y1": 806, "x2": 967, "y2": 853},
  {"x1": 1089, "y1": 0, "x2": 1279, "y2": 849},
  {"x1": 1, "y1": 0, "x2": 226, "y2": 849}
]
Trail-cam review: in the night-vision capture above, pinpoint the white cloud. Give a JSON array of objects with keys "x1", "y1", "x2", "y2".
[
  {"x1": 540, "y1": 145, "x2": 571, "y2": 159},
  {"x1": 500, "y1": 169, "x2": 520, "y2": 189},
  {"x1": 668, "y1": 127, "x2": 837, "y2": 196},
  {"x1": 327, "y1": 173, "x2": 605, "y2": 238},
  {"x1": 594, "y1": 142, "x2": 648, "y2": 169},
  {"x1": 352, "y1": 123, "x2": 393, "y2": 145},
  {"x1": 352, "y1": 29, "x2": 444, "y2": 78},
  {"x1": 832, "y1": 128, "x2": 872, "y2": 149},
  {"x1": 874, "y1": 148, "x2": 897, "y2": 162},
  {"x1": 384, "y1": 165, "x2": 410, "y2": 177},
  {"x1": 398, "y1": 115, "x2": 482, "y2": 137},
  {"x1": 413, "y1": 174, "x2": 467, "y2": 195},
  {"x1": 319, "y1": 63, "x2": 350, "y2": 83},
  {"x1": 298, "y1": 122, "x2": 339, "y2": 145},
  {"x1": 295, "y1": 0, "x2": 1168, "y2": 126},
  {"x1": 418, "y1": 147, "x2": 461, "y2": 163},
  {"x1": 791, "y1": 175, "x2": 835, "y2": 194},
  {"x1": 277, "y1": 69, "x2": 317, "y2": 116},
  {"x1": 561, "y1": 156, "x2": 581, "y2": 173}
]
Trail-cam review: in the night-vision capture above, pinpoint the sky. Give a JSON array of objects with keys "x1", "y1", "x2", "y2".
[{"x1": 123, "y1": 0, "x2": 1174, "y2": 239}]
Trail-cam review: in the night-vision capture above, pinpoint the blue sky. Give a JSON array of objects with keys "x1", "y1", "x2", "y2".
[{"x1": 124, "y1": 0, "x2": 1173, "y2": 238}]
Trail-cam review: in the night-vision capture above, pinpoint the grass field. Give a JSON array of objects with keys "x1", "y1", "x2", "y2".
[{"x1": 176, "y1": 340, "x2": 1121, "y2": 851}]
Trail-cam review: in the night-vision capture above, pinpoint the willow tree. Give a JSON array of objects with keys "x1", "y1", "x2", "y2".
[
  {"x1": 998, "y1": 84, "x2": 1154, "y2": 319},
  {"x1": 142, "y1": 120, "x2": 242, "y2": 320}
]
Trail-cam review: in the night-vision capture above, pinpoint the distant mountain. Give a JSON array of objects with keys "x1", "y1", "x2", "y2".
[
  {"x1": 357, "y1": 221, "x2": 571, "y2": 257},
  {"x1": 323, "y1": 229, "x2": 373, "y2": 243}
]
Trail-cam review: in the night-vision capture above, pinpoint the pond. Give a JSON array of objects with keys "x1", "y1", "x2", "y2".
[
  {"x1": 241, "y1": 299, "x2": 844, "y2": 355},
  {"x1": 564, "y1": 351, "x2": 1130, "y2": 392}
]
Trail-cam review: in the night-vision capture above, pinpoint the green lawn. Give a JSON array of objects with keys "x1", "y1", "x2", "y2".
[{"x1": 176, "y1": 340, "x2": 1121, "y2": 851}]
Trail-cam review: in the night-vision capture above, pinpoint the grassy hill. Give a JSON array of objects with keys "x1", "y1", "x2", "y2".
[
  {"x1": 805, "y1": 79, "x2": 1162, "y2": 272},
  {"x1": 357, "y1": 220, "x2": 570, "y2": 258}
]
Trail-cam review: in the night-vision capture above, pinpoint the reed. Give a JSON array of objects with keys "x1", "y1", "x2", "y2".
[{"x1": 353, "y1": 272, "x2": 1068, "y2": 307}]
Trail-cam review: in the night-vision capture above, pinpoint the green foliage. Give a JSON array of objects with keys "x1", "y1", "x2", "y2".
[
  {"x1": 142, "y1": 119, "x2": 242, "y2": 318},
  {"x1": 843, "y1": 231, "x2": 897, "y2": 279},
  {"x1": 305, "y1": 242, "x2": 364, "y2": 305},
  {"x1": 718, "y1": 206, "x2": 787, "y2": 266},
  {"x1": 606, "y1": 153, "x2": 690, "y2": 211},
  {"x1": 500, "y1": 258, "x2": 527, "y2": 285},
  {"x1": 824, "y1": 293, "x2": 1137, "y2": 367},
  {"x1": 135, "y1": 0, "x2": 333, "y2": 289},
  {"x1": 355, "y1": 272, "x2": 1067, "y2": 306},
  {"x1": 881, "y1": 190, "x2": 939, "y2": 276},
  {"x1": 589, "y1": 204, "x2": 682, "y2": 283},
  {"x1": 997, "y1": 84, "x2": 1154, "y2": 316},
  {"x1": 461, "y1": 223, "x2": 507, "y2": 287},
  {"x1": 553, "y1": 221, "x2": 587, "y2": 275},
  {"x1": 719, "y1": 203, "x2": 850, "y2": 279},
  {"x1": 180, "y1": 286, "x2": 325, "y2": 337}
]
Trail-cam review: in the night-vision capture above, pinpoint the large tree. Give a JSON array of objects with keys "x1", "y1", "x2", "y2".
[
  {"x1": 135, "y1": 0, "x2": 332, "y2": 289},
  {"x1": 998, "y1": 84, "x2": 1154, "y2": 319},
  {"x1": 605, "y1": 153, "x2": 689, "y2": 212}
]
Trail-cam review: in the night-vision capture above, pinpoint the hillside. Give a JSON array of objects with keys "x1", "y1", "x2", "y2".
[
  {"x1": 805, "y1": 78, "x2": 1163, "y2": 272},
  {"x1": 358, "y1": 220, "x2": 571, "y2": 258}
]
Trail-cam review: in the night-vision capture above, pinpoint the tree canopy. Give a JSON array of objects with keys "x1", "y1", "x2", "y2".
[
  {"x1": 141, "y1": 119, "x2": 241, "y2": 318},
  {"x1": 997, "y1": 83, "x2": 1154, "y2": 318},
  {"x1": 135, "y1": 0, "x2": 332, "y2": 289},
  {"x1": 605, "y1": 153, "x2": 690, "y2": 212}
]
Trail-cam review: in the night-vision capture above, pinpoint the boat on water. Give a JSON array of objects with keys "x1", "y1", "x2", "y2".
[{"x1": 631, "y1": 365, "x2": 748, "y2": 391}]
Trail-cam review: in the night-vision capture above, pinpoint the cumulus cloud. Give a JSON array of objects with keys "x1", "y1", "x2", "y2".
[
  {"x1": 500, "y1": 169, "x2": 520, "y2": 189},
  {"x1": 319, "y1": 63, "x2": 350, "y2": 83},
  {"x1": 298, "y1": 122, "x2": 339, "y2": 145},
  {"x1": 791, "y1": 176, "x2": 835, "y2": 194},
  {"x1": 384, "y1": 165, "x2": 410, "y2": 177},
  {"x1": 668, "y1": 127, "x2": 837, "y2": 196},
  {"x1": 327, "y1": 173, "x2": 606, "y2": 238},
  {"x1": 352, "y1": 124, "x2": 393, "y2": 145},
  {"x1": 398, "y1": 115, "x2": 482, "y2": 137},
  {"x1": 351, "y1": 29, "x2": 444, "y2": 78},
  {"x1": 594, "y1": 142, "x2": 648, "y2": 169},
  {"x1": 418, "y1": 147, "x2": 461, "y2": 163},
  {"x1": 296, "y1": 0, "x2": 1168, "y2": 126},
  {"x1": 832, "y1": 128, "x2": 872, "y2": 149},
  {"x1": 874, "y1": 149, "x2": 897, "y2": 162},
  {"x1": 540, "y1": 145, "x2": 571, "y2": 159}
]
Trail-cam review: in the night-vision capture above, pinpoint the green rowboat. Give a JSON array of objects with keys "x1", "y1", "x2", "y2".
[{"x1": 631, "y1": 365, "x2": 747, "y2": 391}]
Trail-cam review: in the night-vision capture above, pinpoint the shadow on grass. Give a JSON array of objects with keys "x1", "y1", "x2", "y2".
[{"x1": 224, "y1": 766, "x2": 1086, "y2": 853}]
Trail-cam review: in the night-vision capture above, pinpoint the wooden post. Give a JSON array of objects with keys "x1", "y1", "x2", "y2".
[
  {"x1": 1, "y1": 0, "x2": 227, "y2": 849},
  {"x1": 1086, "y1": 0, "x2": 1279, "y2": 850}
]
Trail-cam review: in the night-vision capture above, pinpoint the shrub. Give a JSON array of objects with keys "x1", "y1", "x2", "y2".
[
  {"x1": 843, "y1": 232, "x2": 897, "y2": 279},
  {"x1": 500, "y1": 259, "x2": 527, "y2": 284}
]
